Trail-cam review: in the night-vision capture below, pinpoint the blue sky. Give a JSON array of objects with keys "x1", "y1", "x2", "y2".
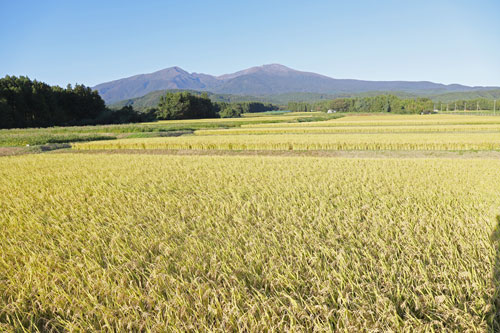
[{"x1": 1, "y1": 0, "x2": 499, "y2": 87}]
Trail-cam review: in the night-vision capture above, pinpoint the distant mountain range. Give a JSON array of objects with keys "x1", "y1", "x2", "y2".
[{"x1": 93, "y1": 64, "x2": 499, "y2": 104}]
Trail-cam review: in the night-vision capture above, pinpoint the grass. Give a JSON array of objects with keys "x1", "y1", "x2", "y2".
[
  {"x1": 73, "y1": 132, "x2": 500, "y2": 151},
  {"x1": 1, "y1": 154, "x2": 500, "y2": 331},
  {"x1": 0, "y1": 133, "x2": 114, "y2": 147}
]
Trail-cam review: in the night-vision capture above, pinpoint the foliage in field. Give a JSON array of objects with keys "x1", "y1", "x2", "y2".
[
  {"x1": 0, "y1": 133, "x2": 114, "y2": 146},
  {"x1": 1, "y1": 154, "x2": 500, "y2": 331},
  {"x1": 73, "y1": 132, "x2": 500, "y2": 151}
]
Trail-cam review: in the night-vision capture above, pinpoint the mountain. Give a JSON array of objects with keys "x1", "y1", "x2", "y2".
[
  {"x1": 93, "y1": 67, "x2": 214, "y2": 104},
  {"x1": 93, "y1": 64, "x2": 498, "y2": 104}
]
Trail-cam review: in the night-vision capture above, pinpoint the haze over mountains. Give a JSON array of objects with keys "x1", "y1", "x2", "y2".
[{"x1": 93, "y1": 64, "x2": 498, "y2": 104}]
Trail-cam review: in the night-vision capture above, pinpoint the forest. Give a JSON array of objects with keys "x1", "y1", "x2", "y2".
[
  {"x1": 0, "y1": 76, "x2": 157, "y2": 129},
  {"x1": 156, "y1": 91, "x2": 280, "y2": 120}
]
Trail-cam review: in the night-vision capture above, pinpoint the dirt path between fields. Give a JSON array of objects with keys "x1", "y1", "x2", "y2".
[{"x1": 0, "y1": 147, "x2": 29, "y2": 157}]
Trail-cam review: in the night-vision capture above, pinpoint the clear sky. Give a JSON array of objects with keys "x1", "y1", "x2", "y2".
[{"x1": 1, "y1": 0, "x2": 499, "y2": 87}]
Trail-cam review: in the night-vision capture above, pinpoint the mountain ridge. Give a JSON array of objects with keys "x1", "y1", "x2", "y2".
[{"x1": 93, "y1": 64, "x2": 498, "y2": 104}]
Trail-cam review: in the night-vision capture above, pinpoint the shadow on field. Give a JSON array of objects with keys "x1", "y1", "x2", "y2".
[{"x1": 488, "y1": 215, "x2": 500, "y2": 331}]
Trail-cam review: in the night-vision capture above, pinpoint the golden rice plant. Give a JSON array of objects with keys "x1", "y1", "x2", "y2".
[
  {"x1": 1, "y1": 154, "x2": 500, "y2": 331},
  {"x1": 73, "y1": 132, "x2": 500, "y2": 151}
]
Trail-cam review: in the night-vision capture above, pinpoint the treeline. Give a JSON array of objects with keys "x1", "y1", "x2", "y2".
[
  {"x1": 433, "y1": 98, "x2": 497, "y2": 111},
  {"x1": 287, "y1": 102, "x2": 311, "y2": 112},
  {"x1": 288, "y1": 95, "x2": 435, "y2": 114},
  {"x1": 0, "y1": 76, "x2": 153, "y2": 129},
  {"x1": 217, "y1": 101, "x2": 279, "y2": 118},
  {"x1": 288, "y1": 95, "x2": 500, "y2": 114},
  {"x1": 156, "y1": 91, "x2": 279, "y2": 120}
]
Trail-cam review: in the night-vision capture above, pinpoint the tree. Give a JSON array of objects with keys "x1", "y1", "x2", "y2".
[
  {"x1": 156, "y1": 92, "x2": 218, "y2": 120},
  {"x1": 219, "y1": 105, "x2": 242, "y2": 118}
]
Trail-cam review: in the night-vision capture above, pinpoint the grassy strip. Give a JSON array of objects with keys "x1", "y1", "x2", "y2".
[{"x1": 0, "y1": 134, "x2": 115, "y2": 147}]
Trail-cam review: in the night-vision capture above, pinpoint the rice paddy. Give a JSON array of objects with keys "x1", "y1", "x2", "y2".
[
  {"x1": 73, "y1": 132, "x2": 500, "y2": 151},
  {"x1": 195, "y1": 124, "x2": 500, "y2": 135},
  {"x1": 3, "y1": 113, "x2": 500, "y2": 331},
  {"x1": 242, "y1": 114, "x2": 500, "y2": 128}
]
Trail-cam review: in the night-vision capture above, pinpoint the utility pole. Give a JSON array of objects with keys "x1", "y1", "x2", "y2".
[
  {"x1": 441, "y1": 103, "x2": 443, "y2": 112},
  {"x1": 465, "y1": 103, "x2": 467, "y2": 112},
  {"x1": 494, "y1": 100, "x2": 497, "y2": 115},
  {"x1": 477, "y1": 102, "x2": 479, "y2": 111},
  {"x1": 447, "y1": 104, "x2": 449, "y2": 111},
  {"x1": 455, "y1": 103, "x2": 457, "y2": 111}
]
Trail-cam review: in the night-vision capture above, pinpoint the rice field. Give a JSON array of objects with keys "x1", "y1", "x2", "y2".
[
  {"x1": 4, "y1": 113, "x2": 500, "y2": 331},
  {"x1": 73, "y1": 132, "x2": 500, "y2": 151},
  {"x1": 242, "y1": 115, "x2": 500, "y2": 128},
  {"x1": 1, "y1": 154, "x2": 500, "y2": 331},
  {"x1": 195, "y1": 124, "x2": 500, "y2": 135}
]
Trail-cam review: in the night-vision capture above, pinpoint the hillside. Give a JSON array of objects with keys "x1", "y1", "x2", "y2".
[
  {"x1": 94, "y1": 64, "x2": 498, "y2": 104},
  {"x1": 109, "y1": 90, "x2": 274, "y2": 110},
  {"x1": 431, "y1": 89, "x2": 500, "y2": 102},
  {"x1": 111, "y1": 88, "x2": 500, "y2": 110}
]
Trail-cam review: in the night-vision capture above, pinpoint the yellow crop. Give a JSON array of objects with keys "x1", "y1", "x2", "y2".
[
  {"x1": 1, "y1": 154, "x2": 500, "y2": 331},
  {"x1": 73, "y1": 132, "x2": 500, "y2": 151},
  {"x1": 143, "y1": 112, "x2": 317, "y2": 125},
  {"x1": 195, "y1": 124, "x2": 500, "y2": 135},
  {"x1": 243, "y1": 114, "x2": 500, "y2": 128}
]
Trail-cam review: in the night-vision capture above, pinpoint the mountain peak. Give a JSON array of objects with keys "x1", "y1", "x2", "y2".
[
  {"x1": 261, "y1": 63, "x2": 293, "y2": 70},
  {"x1": 217, "y1": 64, "x2": 294, "y2": 80},
  {"x1": 155, "y1": 66, "x2": 189, "y2": 76}
]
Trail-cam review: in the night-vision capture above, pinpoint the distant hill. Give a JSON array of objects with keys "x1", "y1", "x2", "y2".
[
  {"x1": 111, "y1": 88, "x2": 500, "y2": 110},
  {"x1": 110, "y1": 90, "x2": 274, "y2": 110},
  {"x1": 430, "y1": 89, "x2": 500, "y2": 103},
  {"x1": 94, "y1": 64, "x2": 498, "y2": 104},
  {"x1": 112, "y1": 89, "x2": 426, "y2": 110}
]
